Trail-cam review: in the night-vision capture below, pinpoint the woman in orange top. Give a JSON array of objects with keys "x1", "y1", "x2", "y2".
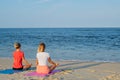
[{"x1": 13, "y1": 42, "x2": 32, "y2": 70}]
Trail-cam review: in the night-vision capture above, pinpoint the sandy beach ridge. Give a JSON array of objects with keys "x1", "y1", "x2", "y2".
[{"x1": 0, "y1": 58, "x2": 120, "y2": 80}]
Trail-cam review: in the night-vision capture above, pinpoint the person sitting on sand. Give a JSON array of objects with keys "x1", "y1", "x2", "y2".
[
  {"x1": 12, "y1": 42, "x2": 32, "y2": 70},
  {"x1": 36, "y1": 42, "x2": 59, "y2": 74}
]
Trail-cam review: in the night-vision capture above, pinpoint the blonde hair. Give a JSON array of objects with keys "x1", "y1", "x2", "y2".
[
  {"x1": 14, "y1": 42, "x2": 21, "y2": 49},
  {"x1": 37, "y1": 42, "x2": 45, "y2": 52}
]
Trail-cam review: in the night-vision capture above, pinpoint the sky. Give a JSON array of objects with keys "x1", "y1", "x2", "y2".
[{"x1": 0, "y1": 0, "x2": 120, "y2": 28}]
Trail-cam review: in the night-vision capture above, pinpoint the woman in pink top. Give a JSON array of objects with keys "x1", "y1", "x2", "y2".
[{"x1": 36, "y1": 42, "x2": 59, "y2": 74}]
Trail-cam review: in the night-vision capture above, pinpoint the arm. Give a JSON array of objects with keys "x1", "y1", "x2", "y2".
[
  {"x1": 36, "y1": 58, "x2": 38, "y2": 66},
  {"x1": 22, "y1": 56, "x2": 30, "y2": 65},
  {"x1": 48, "y1": 57, "x2": 58, "y2": 66}
]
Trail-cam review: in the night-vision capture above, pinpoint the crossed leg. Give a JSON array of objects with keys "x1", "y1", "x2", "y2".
[{"x1": 49, "y1": 63, "x2": 59, "y2": 73}]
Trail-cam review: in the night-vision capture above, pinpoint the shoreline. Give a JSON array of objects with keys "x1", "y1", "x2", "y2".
[
  {"x1": 0, "y1": 57, "x2": 120, "y2": 63},
  {"x1": 0, "y1": 58, "x2": 120, "y2": 80}
]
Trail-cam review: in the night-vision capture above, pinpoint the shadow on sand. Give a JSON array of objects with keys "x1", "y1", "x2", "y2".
[{"x1": 58, "y1": 61, "x2": 104, "y2": 70}]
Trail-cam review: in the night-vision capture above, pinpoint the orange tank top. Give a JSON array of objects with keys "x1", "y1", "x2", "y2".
[{"x1": 13, "y1": 50, "x2": 24, "y2": 68}]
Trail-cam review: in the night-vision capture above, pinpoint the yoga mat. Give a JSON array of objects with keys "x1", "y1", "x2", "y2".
[
  {"x1": 25, "y1": 70, "x2": 61, "y2": 77},
  {"x1": 0, "y1": 69, "x2": 23, "y2": 74}
]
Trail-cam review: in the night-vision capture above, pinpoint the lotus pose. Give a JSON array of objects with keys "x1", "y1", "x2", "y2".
[
  {"x1": 36, "y1": 42, "x2": 59, "y2": 74},
  {"x1": 12, "y1": 42, "x2": 32, "y2": 70}
]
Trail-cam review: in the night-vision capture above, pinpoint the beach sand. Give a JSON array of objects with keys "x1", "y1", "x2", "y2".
[{"x1": 0, "y1": 58, "x2": 120, "y2": 80}]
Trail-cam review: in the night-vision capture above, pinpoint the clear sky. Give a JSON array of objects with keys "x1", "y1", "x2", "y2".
[{"x1": 0, "y1": 0, "x2": 120, "y2": 28}]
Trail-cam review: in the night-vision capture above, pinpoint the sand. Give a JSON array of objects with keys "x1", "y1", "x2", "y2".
[{"x1": 0, "y1": 58, "x2": 120, "y2": 80}]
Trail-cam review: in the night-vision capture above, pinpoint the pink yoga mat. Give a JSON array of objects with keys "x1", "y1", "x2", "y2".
[{"x1": 25, "y1": 70, "x2": 61, "y2": 77}]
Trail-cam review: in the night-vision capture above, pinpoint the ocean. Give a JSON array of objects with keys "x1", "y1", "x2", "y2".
[{"x1": 0, "y1": 28, "x2": 120, "y2": 62}]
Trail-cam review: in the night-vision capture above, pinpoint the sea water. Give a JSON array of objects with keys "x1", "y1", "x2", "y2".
[{"x1": 0, "y1": 28, "x2": 120, "y2": 62}]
